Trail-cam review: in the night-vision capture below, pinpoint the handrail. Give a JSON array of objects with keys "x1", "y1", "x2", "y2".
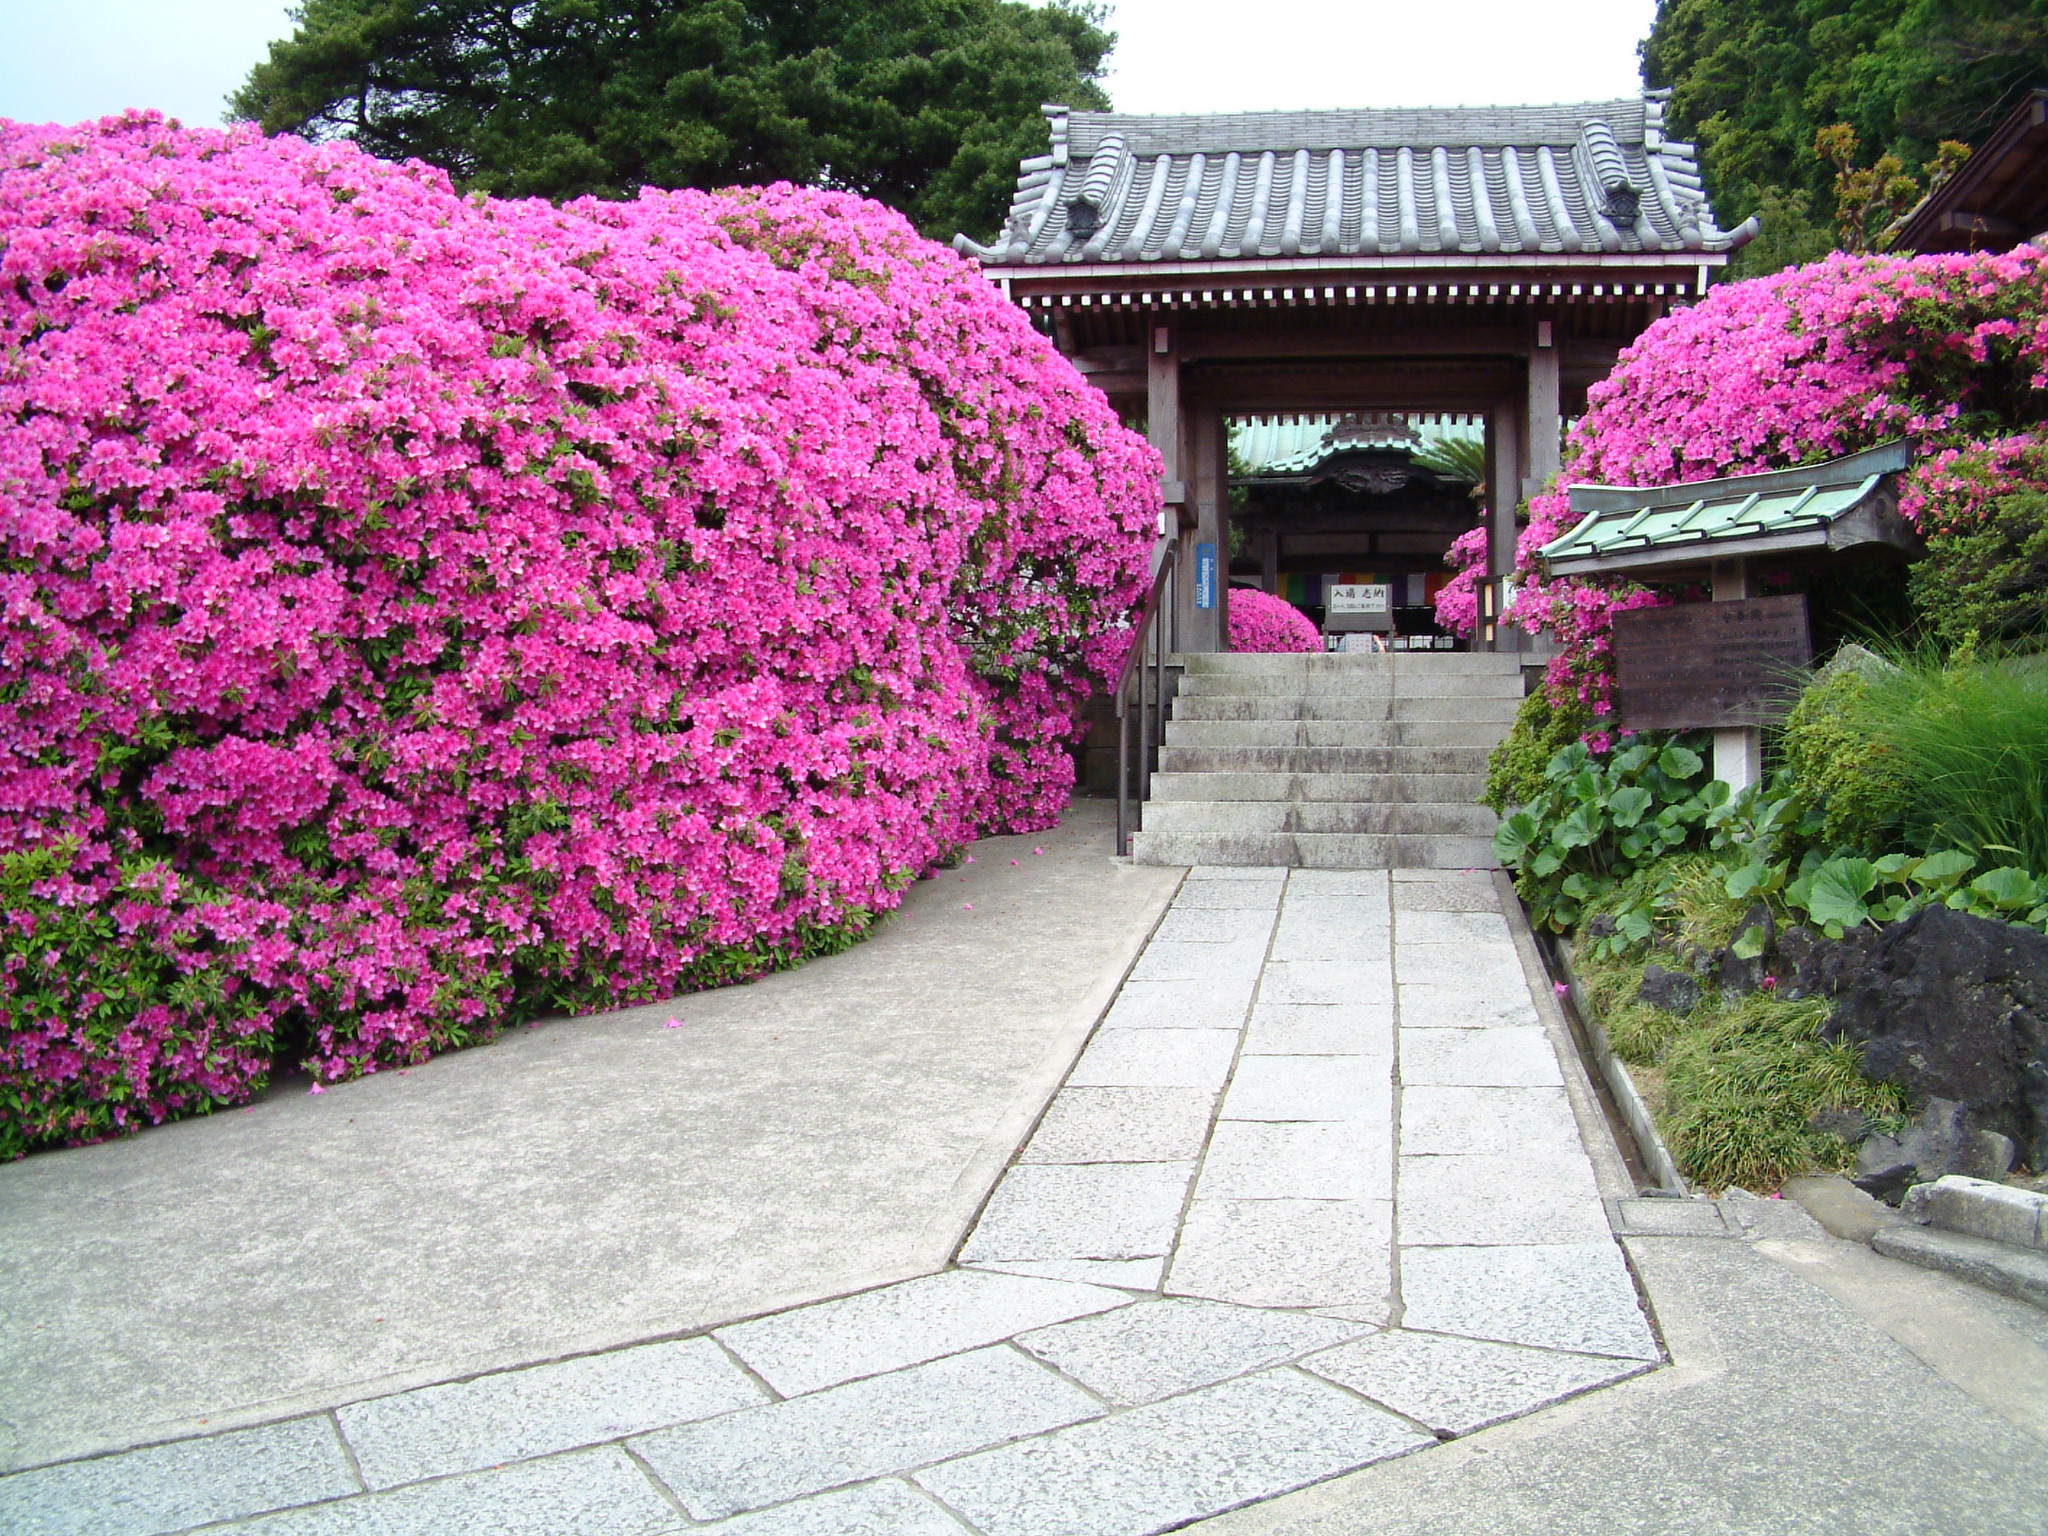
[{"x1": 1115, "y1": 545, "x2": 1177, "y2": 857}]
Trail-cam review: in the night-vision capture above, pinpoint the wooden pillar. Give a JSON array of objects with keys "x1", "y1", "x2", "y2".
[
  {"x1": 1485, "y1": 403, "x2": 1522, "y2": 652},
  {"x1": 1528, "y1": 314, "x2": 1562, "y2": 495},
  {"x1": 1712, "y1": 558, "x2": 1760, "y2": 790},
  {"x1": 1147, "y1": 321, "x2": 1184, "y2": 538},
  {"x1": 1182, "y1": 405, "x2": 1227, "y2": 652}
]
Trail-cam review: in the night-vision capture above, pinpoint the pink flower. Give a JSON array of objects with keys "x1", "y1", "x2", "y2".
[
  {"x1": 1225, "y1": 589, "x2": 1321, "y2": 653},
  {"x1": 0, "y1": 113, "x2": 1161, "y2": 1150}
]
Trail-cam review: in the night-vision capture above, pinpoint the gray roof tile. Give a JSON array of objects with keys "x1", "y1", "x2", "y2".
[{"x1": 958, "y1": 93, "x2": 1754, "y2": 266}]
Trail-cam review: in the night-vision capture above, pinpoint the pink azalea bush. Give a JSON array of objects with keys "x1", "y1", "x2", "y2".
[
  {"x1": 1227, "y1": 588, "x2": 1322, "y2": 653},
  {"x1": 1436, "y1": 246, "x2": 2048, "y2": 734},
  {"x1": 0, "y1": 114, "x2": 1158, "y2": 1153}
]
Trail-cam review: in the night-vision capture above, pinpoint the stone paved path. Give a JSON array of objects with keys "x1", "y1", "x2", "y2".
[{"x1": 2, "y1": 867, "x2": 1660, "y2": 1535}]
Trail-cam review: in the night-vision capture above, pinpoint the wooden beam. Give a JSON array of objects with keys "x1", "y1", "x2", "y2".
[{"x1": 1179, "y1": 326, "x2": 1529, "y2": 361}]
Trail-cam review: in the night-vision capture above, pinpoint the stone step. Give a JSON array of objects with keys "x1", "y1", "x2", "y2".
[
  {"x1": 1901, "y1": 1176, "x2": 2048, "y2": 1252},
  {"x1": 1163, "y1": 720, "x2": 1510, "y2": 751},
  {"x1": 1171, "y1": 695, "x2": 1522, "y2": 724},
  {"x1": 1147, "y1": 771, "x2": 1489, "y2": 803},
  {"x1": 1175, "y1": 652, "x2": 1522, "y2": 676},
  {"x1": 1156, "y1": 745, "x2": 1494, "y2": 775},
  {"x1": 1129, "y1": 829, "x2": 1500, "y2": 869},
  {"x1": 1177, "y1": 672, "x2": 1525, "y2": 700},
  {"x1": 1139, "y1": 800, "x2": 1499, "y2": 837},
  {"x1": 1871, "y1": 1223, "x2": 2048, "y2": 1312}
]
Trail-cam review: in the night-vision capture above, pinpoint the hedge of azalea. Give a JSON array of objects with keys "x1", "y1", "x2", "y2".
[
  {"x1": 0, "y1": 114, "x2": 1158, "y2": 1154},
  {"x1": 1437, "y1": 246, "x2": 2048, "y2": 730},
  {"x1": 1227, "y1": 588, "x2": 1322, "y2": 653}
]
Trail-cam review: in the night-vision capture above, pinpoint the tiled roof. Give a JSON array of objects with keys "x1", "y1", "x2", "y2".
[
  {"x1": 1540, "y1": 443, "x2": 1913, "y2": 577},
  {"x1": 958, "y1": 93, "x2": 1755, "y2": 266}
]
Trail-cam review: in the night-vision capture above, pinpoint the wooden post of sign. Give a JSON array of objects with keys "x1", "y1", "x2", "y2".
[{"x1": 1712, "y1": 557, "x2": 1759, "y2": 790}]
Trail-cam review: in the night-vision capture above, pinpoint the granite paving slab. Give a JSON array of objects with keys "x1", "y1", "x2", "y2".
[
  {"x1": 913, "y1": 1369, "x2": 1432, "y2": 1536},
  {"x1": 712, "y1": 1271, "x2": 1131, "y2": 1398},
  {"x1": 965, "y1": 1257, "x2": 1166, "y2": 1290},
  {"x1": 5, "y1": 865, "x2": 1657, "y2": 1534},
  {"x1": 700, "y1": 1478, "x2": 970, "y2": 1534},
  {"x1": 1398, "y1": 1242, "x2": 1661, "y2": 1360},
  {"x1": 1151, "y1": 908, "x2": 1279, "y2": 946},
  {"x1": 1221, "y1": 1054, "x2": 1393, "y2": 1123},
  {"x1": 1242, "y1": 1003, "x2": 1394, "y2": 1056},
  {"x1": 958, "y1": 1162, "x2": 1197, "y2": 1263},
  {"x1": 630, "y1": 1347, "x2": 1101, "y2": 1520},
  {"x1": 1063, "y1": 1028, "x2": 1241, "y2": 1089},
  {"x1": 1392, "y1": 908, "x2": 1515, "y2": 945},
  {"x1": 229, "y1": 1447, "x2": 679, "y2": 1536},
  {"x1": 1391, "y1": 880, "x2": 1502, "y2": 912},
  {"x1": 1257, "y1": 961, "x2": 1394, "y2": 1007},
  {"x1": 1099, "y1": 978, "x2": 1261, "y2": 1030},
  {"x1": 1397, "y1": 1158, "x2": 1613, "y2": 1246},
  {"x1": 1167, "y1": 1198, "x2": 1395, "y2": 1311},
  {"x1": 1398, "y1": 1025, "x2": 1564, "y2": 1085},
  {"x1": 1015, "y1": 1299, "x2": 1366, "y2": 1405},
  {"x1": 1018, "y1": 1086, "x2": 1217, "y2": 1163},
  {"x1": 1171, "y1": 881, "x2": 1289, "y2": 910},
  {"x1": 337, "y1": 1336, "x2": 764, "y2": 1488},
  {"x1": 1303, "y1": 1329, "x2": 1649, "y2": 1435},
  {"x1": 1126, "y1": 940, "x2": 1272, "y2": 984},
  {"x1": 1197, "y1": 1120, "x2": 1390, "y2": 1201},
  {"x1": 1399, "y1": 1084, "x2": 1584, "y2": 1157},
  {"x1": 0, "y1": 1417, "x2": 355, "y2": 1536}
]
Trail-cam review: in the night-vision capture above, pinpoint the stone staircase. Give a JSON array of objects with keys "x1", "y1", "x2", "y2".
[{"x1": 1129, "y1": 651, "x2": 1523, "y2": 868}]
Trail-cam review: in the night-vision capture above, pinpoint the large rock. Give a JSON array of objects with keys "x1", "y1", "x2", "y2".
[
  {"x1": 1636, "y1": 964, "x2": 1701, "y2": 1015},
  {"x1": 1814, "y1": 907, "x2": 2048, "y2": 1171}
]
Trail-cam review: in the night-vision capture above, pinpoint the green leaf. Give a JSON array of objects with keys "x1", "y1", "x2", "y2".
[
  {"x1": 1805, "y1": 857, "x2": 1877, "y2": 931},
  {"x1": 1911, "y1": 849, "x2": 1976, "y2": 891},
  {"x1": 1725, "y1": 862, "x2": 1764, "y2": 900},
  {"x1": 1529, "y1": 847, "x2": 1564, "y2": 877},
  {"x1": 1493, "y1": 813, "x2": 1538, "y2": 865},
  {"x1": 1970, "y1": 866, "x2": 2041, "y2": 912},
  {"x1": 1658, "y1": 744, "x2": 1703, "y2": 780},
  {"x1": 1552, "y1": 806, "x2": 1601, "y2": 850},
  {"x1": 1607, "y1": 785, "x2": 1654, "y2": 828},
  {"x1": 1731, "y1": 924, "x2": 1768, "y2": 960}
]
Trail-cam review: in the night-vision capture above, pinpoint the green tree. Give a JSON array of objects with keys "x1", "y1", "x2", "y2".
[
  {"x1": 230, "y1": 0, "x2": 1113, "y2": 243},
  {"x1": 1643, "y1": 1, "x2": 2048, "y2": 274}
]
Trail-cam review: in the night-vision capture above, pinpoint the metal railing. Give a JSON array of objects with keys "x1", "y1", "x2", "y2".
[{"x1": 1114, "y1": 545, "x2": 1177, "y2": 857}]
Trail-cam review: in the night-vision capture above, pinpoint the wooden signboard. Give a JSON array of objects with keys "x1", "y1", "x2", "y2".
[{"x1": 1611, "y1": 595, "x2": 1812, "y2": 731}]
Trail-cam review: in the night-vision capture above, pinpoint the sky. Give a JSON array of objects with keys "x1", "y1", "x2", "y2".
[{"x1": 0, "y1": 1, "x2": 1659, "y2": 129}]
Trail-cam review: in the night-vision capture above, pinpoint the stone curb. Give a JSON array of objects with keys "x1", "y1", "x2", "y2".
[
  {"x1": 1901, "y1": 1175, "x2": 2048, "y2": 1253},
  {"x1": 1870, "y1": 1224, "x2": 2048, "y2": 1311},
  {"x1": 1549, "y1": 937, "x2": 1689, "y2": 1197}
]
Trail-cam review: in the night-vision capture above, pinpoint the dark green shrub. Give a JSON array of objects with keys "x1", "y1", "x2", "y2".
[
  {"x1": 1483, "y1": 685, "x2": 1591, "y2": 814},
  {"x1": 1910, "y1": 490, "x2": 2048, "y2": 650},
  {"x1": 1776, "y1": 664, "x2": 1910, "y2": 855}
]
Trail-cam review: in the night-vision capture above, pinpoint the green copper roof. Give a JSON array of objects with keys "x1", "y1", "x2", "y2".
[{"x1": 1541, "y1": 442, "x2": 1915, "y2": 577}]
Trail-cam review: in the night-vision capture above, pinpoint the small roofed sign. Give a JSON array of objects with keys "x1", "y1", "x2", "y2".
[{"x1": 1612, "y1": 595, "x2": 1813, "y2": 731}]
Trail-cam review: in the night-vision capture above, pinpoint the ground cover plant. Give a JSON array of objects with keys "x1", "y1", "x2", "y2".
[
  {"x1": 1226, "y1": 588, "x2": 1322, "y2": 654},
  {"x1": 0, "y1": 113, "x2": 1158, "y2": 1154}
]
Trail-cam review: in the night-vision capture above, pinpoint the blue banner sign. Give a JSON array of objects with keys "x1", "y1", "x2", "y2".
[{"x1": 1195, "y1": 542, "x2": 1216, "y2": 610}]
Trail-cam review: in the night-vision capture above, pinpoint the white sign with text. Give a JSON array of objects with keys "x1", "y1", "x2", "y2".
[{"x1": 1325, "y1": 584, "x2": 1391, "y2": 614}]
